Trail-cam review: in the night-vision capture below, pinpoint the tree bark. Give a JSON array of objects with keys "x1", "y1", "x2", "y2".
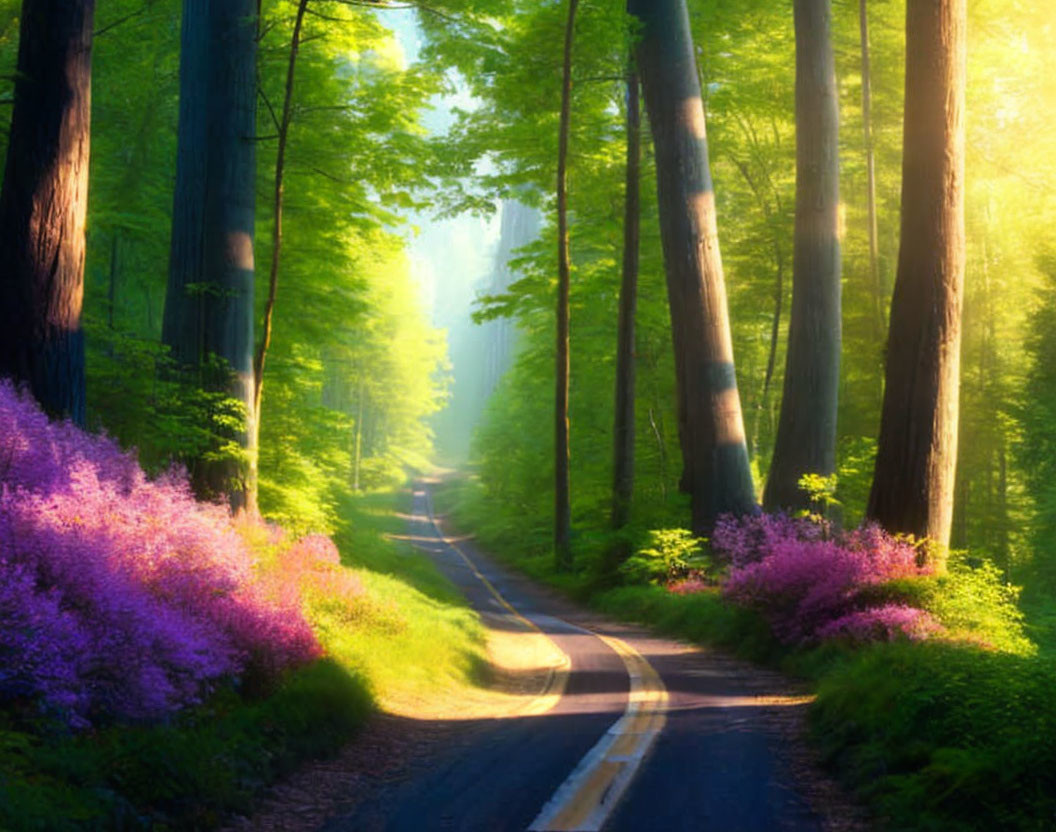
[
  {"x1": 162, "y1": 0, "x2": 257, "y2": 511},
  {"x1": 250, "y1": 0, "x2": 310, "y2": 515},
  {"x1": 866, "y1": 0, "x2": 966, "y2": 549},
  {"x1": 764, "y1": 0, "x2": 842, "y2": 512},
  {"x1": 629, "y1": 0, "x2": 757, "y2": 533},
  {"x1": 610, "y1": 68, "x2": 640, "y2": 534},
  {"x1": 859, "y1": 0, "x2": 885, "y2": 341},
  {"x1": 353, "y1": 376, "x2": 364, "y2": 492},
  {"x1": 202, "y1": 0, "x2": 258, "y2": 512},
  {"x1": 162, "y1": 0, "x2": 209, "y2": 367},
  {"x1": 0, "y1": 0, "x2": 94, "y2": 425},
  {"x1": 554, "y1": 0, "x2": 579, "y2": 570}
]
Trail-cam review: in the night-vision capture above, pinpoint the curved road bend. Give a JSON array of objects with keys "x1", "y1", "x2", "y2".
[{"x1": 320, "y1": 484, "x2": 843, "y2": 832}]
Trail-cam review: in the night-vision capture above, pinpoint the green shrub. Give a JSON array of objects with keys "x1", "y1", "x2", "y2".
[
  {"x1": 619, "y1": 528, "x2": 712, "y2": 586},
  {"x1": 811, "y1": 642, "x2": 1056, "y2": 830},
  {"x1": 871, "y1": 553, "x2": 1035, "y2": 656},
  {"x1": 0, "y1": 661, "x2": 371, "y2": 831}
]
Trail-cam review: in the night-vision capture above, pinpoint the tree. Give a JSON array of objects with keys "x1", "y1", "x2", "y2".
[
  {"x1": 610, "y1": 66, "x2": 640, "y2": 536},
  {"x1": 252, "y1": 0, "x2": 310, "y2": 514},
  {"x1": 867, "y1": 0, "x2": 966, "y2": 548},
  {"x1": 764, "y1": 0, "x2": 841, "y2": 512},
  {"x1": 553, "y1": 0, "x2": 579, "y2": 570},
  {"x1": 858, "y1": 0, "x2": 884, "y2": 340},
  {"x1": 629, "y1": 0, "x2": 757, "y2": 533},
  {"x1": 162, "y1": 0, "x2": 208, "y2": 371},
  {"x1": 0, "y1": 0, "x2": 95, "y2": 424},
  {"x1": 162, "y1": 0, "x2": 258, "y2": 511}
]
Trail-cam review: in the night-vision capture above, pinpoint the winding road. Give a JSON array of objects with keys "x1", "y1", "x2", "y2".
[{"x1": 319, "y1": 484, "x2": 857, "y2": 832}]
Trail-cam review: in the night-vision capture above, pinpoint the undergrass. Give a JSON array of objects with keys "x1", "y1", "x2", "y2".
[
  {"x1": 811, "y1": 643, "x2": 1056, "y2": 831},
  {"x1": 438, "y1": 474, "x2": 1056, "y2": 831},
  {"x1": 0, "y1": 660, "x2": 370, "y2": 831},
  {"x1": 1, "y1": 488, "x2": 489, "y2": 830},
  {"x1": 323, "y1": 490, "x2": 490, "y2": 709}
]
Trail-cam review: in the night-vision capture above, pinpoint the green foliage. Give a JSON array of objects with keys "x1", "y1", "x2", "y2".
[
  {"x1": 595, "y1": 585, "x2": 781, "y2": 663},
  {"x1": 619, "y1": 528, "x2": 711, "y2": 586},
  {"x1": 0, "y1": 660, "x2": 371, "y2": 830},
  {"x1": 874, "y1": 553, "x2": 1035, "y2": 657},
  {"x1": 797, "y1": 472, "x2": 840, "y2": 525},
  {"x1": 0, "y1": 486, "x2": 494, "y2": 830},
  {"x1": 811, "y1": 642, "x2": 1056, "y2": 831},
  {"x1": 323, "y1": 490, "x2": 491, "y2": 706}
]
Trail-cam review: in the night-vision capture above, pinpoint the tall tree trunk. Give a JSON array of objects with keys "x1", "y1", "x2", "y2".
[
  {"x1": 764, "y1": 0, "x2": 842, "y2": 513},
  {"x1": 629, "y1": 0, "x2": 756, "y2": 533},
  {"x1": 859, "y1": 0, "x2": 885, "y2": 341},
  {"x1": 554, "y1": 0, "x2": 578, "y2": 571},
  {"x1": 610, "y1": 68, "x2": 640, "y2": 534},
  {"x1": 250, "y1": 0, "x2": 309, "y2": 515},
  {"x1": 353, "y1": 377, "x2": 364, "y2": 492},
  {"x1": 162, "y1": 0, "x2": 209, "y2": 367},
  {"x1": 751, "y1": 244, "x2": 784, "y2": 459},
  {"x1": 866, "y1": 0, "x2": 966, "y2": 549},
  {"x1": 201, "y1": 0, "x2": 257, "y2": 512},
  {"x1": 0, "y1": 0, "x2": 94, "y2": 424},
  {"x1": 162, "y1": 0, "x2": 257, "y2": 511}
]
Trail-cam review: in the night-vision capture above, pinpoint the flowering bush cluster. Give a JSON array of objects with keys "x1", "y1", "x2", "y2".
[
  {"x1": 0, "y1": 382, "x2": 323, "y2": 727},
  {"x1": 815, "y1": 604, "x2": 942, "y2": 643},
  {"x1": 711, "y1": 512, "x2": 939, "y2": 645},
  {"x1": 711, "y1": 512, "x2": 826, "y2": 569},
  {"x1": 259, "y1": 532, "x2": 365, "y2": 613}
]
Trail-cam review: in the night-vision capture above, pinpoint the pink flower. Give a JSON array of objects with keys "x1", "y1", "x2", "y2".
[
  {"x1": 718, "y1": 512, "x2": 936, "y2": 646},
  {"x1": 0, "y1": 381, "x2": 324, "y2": 727},
  {"x1": 667, "y1": 577, "x2": 711, "y2": 596},
  {"x1": 816, "y1": 605, "x2": 943, "y2": 643}
]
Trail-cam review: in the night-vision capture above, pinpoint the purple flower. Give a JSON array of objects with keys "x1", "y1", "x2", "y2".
[
  {"x1": 717, "y1": 511, "x2": 936, "y2": 646},
  {"x1": 816, "y1": 605, "x2": 942, "y2": 643},
  {"x1": 0, "y1": 381, "x2": 322, "y2": 727}
]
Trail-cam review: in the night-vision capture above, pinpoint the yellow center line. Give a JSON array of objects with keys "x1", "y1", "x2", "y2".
[
  {"x1": 529, "y1": 634, "x2": 669, "y2": 832},
  {"x1": 421, "y1": 487, "x2": 668, "y2": 829},
  {"x1": 422, "y1": 491, "x2": 570, "y2": 716}
]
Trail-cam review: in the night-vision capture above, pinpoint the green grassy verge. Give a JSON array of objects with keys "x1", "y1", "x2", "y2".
[
  {"x1": 438, "y1": 475, "x2": 1056, "y2": 831},
  {"x1": 0, "y1": 661, "x2": 370, "y2": 831},
  {"x1": 323, "y1": 490, "x2": 489, "y2": 709},
  {"x1": 0, "y1": 489, "x2": 488, "y2": 830}
]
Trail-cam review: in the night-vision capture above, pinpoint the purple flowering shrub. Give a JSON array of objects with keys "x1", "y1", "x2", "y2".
[
  {"x1": 711, "y1": 512, "x2": 939, "y2": 646},
  {"x1": 711, "y1": 511, "x2": 826, "y2": 569},
  {"x1": 259, "y1": 532, "x2": 365, "y2": 613},
  {"x1": 816, "y1": 605, "x2": 942, "y2": 643},
  {"x1": 0, "y1": 381, "x2": 322, "y2": 727}
]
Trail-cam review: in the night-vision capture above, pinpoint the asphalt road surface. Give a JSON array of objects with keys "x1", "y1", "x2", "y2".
[{"x1": 320, "y1": 485, "x2": 843, "y2": 832}]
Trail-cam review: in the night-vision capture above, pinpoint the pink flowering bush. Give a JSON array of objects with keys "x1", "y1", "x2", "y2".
[
  {"x1": 712, "y1": 511, "x2": 825, "y2": 568},
  {"x1": 667, "y1": 577, "x2": 712, "y2": 596},
  {"x1": 714, "y1": 512, "x2": 938, "y2": 645},
  {"x1": 0, "y1": 381, "x2": 322, "y2": 727},
  {"x1": 815, "y1": 605, "x2": 942, "y2": 644},
  {"x1": 260, "y1": 533, "x2": 364, "y2": 610}
]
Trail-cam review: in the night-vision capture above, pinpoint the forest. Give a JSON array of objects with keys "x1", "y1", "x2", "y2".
[{"x1": 1, "y1": 0, "x2": 1055, "y2": 829}]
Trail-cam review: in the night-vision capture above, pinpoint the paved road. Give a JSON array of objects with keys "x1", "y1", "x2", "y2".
[{"x1": 320, "y1": 486, "x2": 837, "y2": 832}]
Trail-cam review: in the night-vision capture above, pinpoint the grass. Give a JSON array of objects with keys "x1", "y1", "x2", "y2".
[
  {"x1": 0, "y1": 487, "x2": 490, "y2": 830},
  {"x1": 322, "y1": 490, "x2": 490, "y2": 712},
  {"x1": 0, "y1": 660, "x2": 370, "y2": 831},
  {"x1": 437, "y1": 474, "x2": 1056, "y2": 831},
  {"x1": 811, "y1": 643, "x2": 1056, "y2": 831}
]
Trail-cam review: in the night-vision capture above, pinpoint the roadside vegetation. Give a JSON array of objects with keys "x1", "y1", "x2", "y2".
[
  {"x1": 0, "y1": 384, "x2": 487, "y2": 830},
  {"x1": 440, "y1": 476, "x2": 1056, "y2": 831}
]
